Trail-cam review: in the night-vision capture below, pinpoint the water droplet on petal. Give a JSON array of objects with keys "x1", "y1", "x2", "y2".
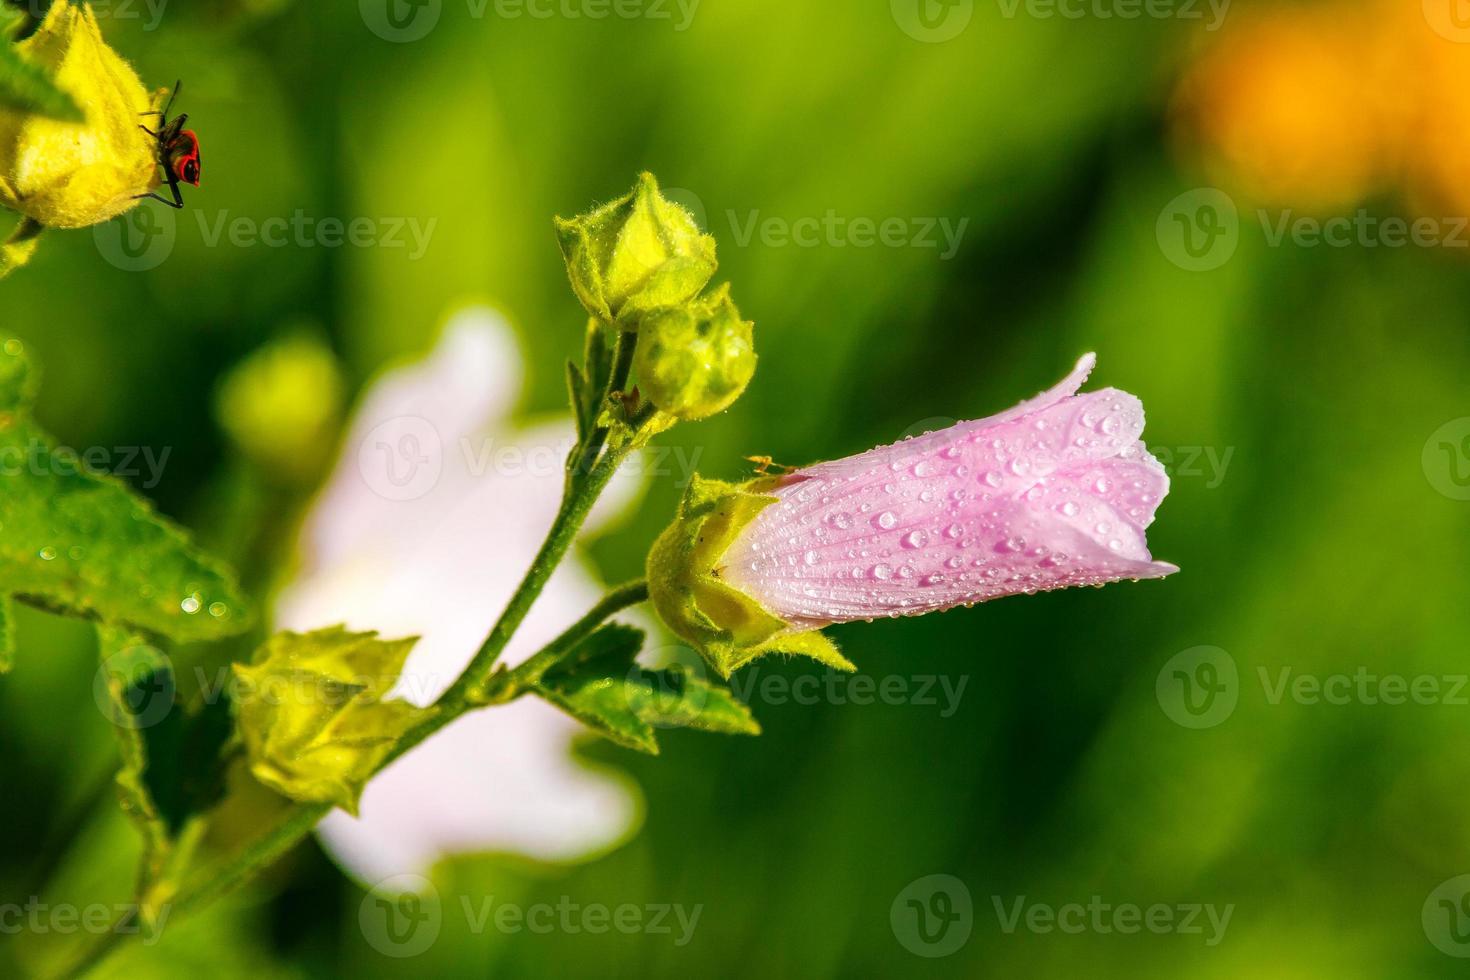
[{"x1": 901, "y1": 530, "x2": 929, "y2": 549}]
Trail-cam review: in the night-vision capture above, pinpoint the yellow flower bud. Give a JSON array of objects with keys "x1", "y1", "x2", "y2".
[
  {"x1": 555, "y1": 172, "x2": 717, "y2": 328},
  {"x1": 232, "y1": 627, "x2": 428, "y2": 814},
  {"x1": 0, "y1": 4, "x2": 159, "y2": 229},
  {"x1": 634, "y1": 284, "x2": 756, "y2": 421}
]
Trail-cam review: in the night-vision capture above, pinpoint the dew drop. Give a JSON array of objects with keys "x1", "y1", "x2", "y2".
[
  {"x1": 901, "y1": 529, "x2": 929, "y2": 549},
  {"x1": 871, "y1": 563, "x2": 894, "y2": 581},
  {"x1": 875, "y1": 510, "x2": 898, "y2": 530},
  {"x1": 944, "y1": 523, "x2": 963, "y2": 540},
  {"x1": 1058, "y1": 501, "x2": 1079, "y2": 517},
  {"x1": 181, "y1": 595, "x2": 202, "y2": 614}
]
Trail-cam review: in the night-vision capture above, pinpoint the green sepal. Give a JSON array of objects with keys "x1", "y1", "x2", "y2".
[
  {"x1": 232, "y1": 627, "x2": 429, "y2": 815},
  {"x1": 566, "y1": 359, "x2": 589, "y2": 442},
  {"x1": 554, "y1": 172, "x2": 717, "y2": 329},
  {"x1": 1, "y1": 216, "x2": 43, "y2": 280},
  {"x1": 0, "y1": 338, "x2": 251, "y2": 669},
  {"x1": 646, "y1": 475, "x2": 854, "y2": 678},
  {"x1": 534, "y1": 624, "x2": 760, "y2": 754}
]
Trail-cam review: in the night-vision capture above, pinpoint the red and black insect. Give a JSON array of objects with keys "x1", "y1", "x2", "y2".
[{"x1": 136, "y1": 80, "x2": 201, "y2": 210}]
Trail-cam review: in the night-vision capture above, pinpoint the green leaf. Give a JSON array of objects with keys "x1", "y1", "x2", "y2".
[
  {"x1": 535, "y1": 624, "x2": 761, "y2": 754},
  {"x1": 0, "y1": 596, "x2": 12, "y2": 675},
  {"x1": 232, "y1": 627, "x2": 430, "y2": 814},
  {"x1": 0, "y1": 23, "x2": 81, "y2": 120},
  {"x1": 97, "y1": 626, "x2": 177, "y2": 890},
  {"x1": 0, "y1": 339, "x2": 251, "y2": 669}
]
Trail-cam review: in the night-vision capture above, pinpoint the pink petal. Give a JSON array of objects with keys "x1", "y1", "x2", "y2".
[{"x1": 720, "y1": 355, "x2": 1175, "y2": 627}]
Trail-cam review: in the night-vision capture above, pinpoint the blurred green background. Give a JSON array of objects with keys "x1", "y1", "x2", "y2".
[{"x1": 5, "y1": 0, "x2": 1470, "y2": 976}]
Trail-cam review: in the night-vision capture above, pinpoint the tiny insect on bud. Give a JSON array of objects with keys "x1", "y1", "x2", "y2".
[
  {"x1": 555, "y1": 172, "x2": 718, "y2": 329},
  {"x1": 634, "y1": 284, "x2": 756, "y2": 421}
]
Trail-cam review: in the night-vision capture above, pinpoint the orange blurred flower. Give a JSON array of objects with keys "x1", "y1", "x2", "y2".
[{"x1": 1173, "y1": 0, "x2": 1470, "y2": 216}]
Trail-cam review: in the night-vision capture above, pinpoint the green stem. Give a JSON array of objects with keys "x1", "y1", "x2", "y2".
[
  {"x1": 437, "y1": 443, "x2": 632, "y2": 709},
  {"x1": 52, "y1": 557, "x2": 649, "y2": 980},
  {"x1": 51, "y1": 319, "x2": 656, "y2": 979},
  {"x1": 481, "y1": 579, "x2": 649, "y2": 700}
]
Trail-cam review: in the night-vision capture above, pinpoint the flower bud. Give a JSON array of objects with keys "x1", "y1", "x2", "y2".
[
  {"x1": 233, "y1": 627, "x2": 427, "y2": 814},
  {"x1": 555, "y1": 172, "x2": 716, "y2": 328},
  {"x1": 0, "y1": 4, "x2": 159, "y2": 229},
  {"x1": 215, "y1": 331, "x2": 346, "y2": 485},
  {"x1": 634, "y1": 284, "x2": 756, "y2": 421},
  {"x1": 646, "y1": 475, "x2": 855, "y2": 678}
]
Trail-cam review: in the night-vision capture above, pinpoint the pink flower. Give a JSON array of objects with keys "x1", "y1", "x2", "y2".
[
  {"x1": 276, "y1": 307, "x2": 643, "y2": 884},
  {"x1": 717, "y1": 354, "x2": 1177, "y2": 627}
]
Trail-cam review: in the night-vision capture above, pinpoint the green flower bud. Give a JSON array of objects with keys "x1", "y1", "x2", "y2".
[
  {"x1": 214, "y1": 331, "x2": 345, "y2": 485},
  {"x1": 555, "y1": 172, "x2": 716, "y2": 328},
  {"x1": 232, "y1": 627, "x2": 428, "y2": 814},
  {"x1": 646, "y1": 476, "x2": 854, "y2": 678},
  {"x1": 634, "y1": 284, "x2": 756, "y2": 421}
]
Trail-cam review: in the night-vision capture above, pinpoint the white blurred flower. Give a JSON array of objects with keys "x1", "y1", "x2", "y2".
[{"x1": 274, "y1": 306, "x2": 643, "y2": 883}]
